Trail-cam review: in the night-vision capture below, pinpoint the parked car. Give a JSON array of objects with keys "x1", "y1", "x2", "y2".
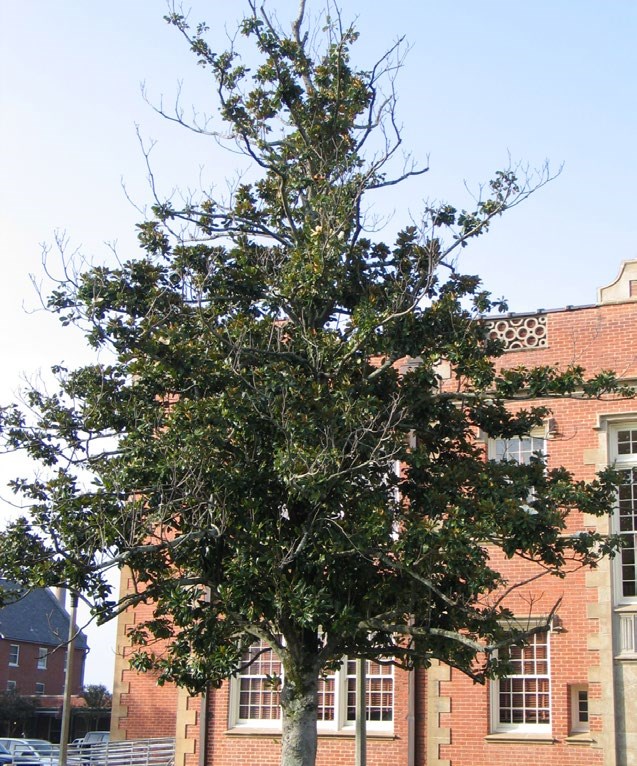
[
  {"x1": 77, "y1": 734, "x2": 109, "y2": 747},
  {"x1": 0, "y1": 744, "x2": 15, "y2": 766},
  {"x1": 67, "y1": 733, "x2": 110, "y2": 766},
  {"x1": 0, "y1": 739, "x2": 59, "y2": 766}
]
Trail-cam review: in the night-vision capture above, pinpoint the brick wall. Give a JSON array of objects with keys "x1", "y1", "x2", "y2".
[
  {"x1": 112, "y1": 571, "x2": 179, "y2": 741},
  {"x1": 433, "y1": 301, "x2": 637, "y2": 766},
  {"x1": 0, "y1": 638, "x2": 85, "y2": 696},
  {"x1": 203, "y1": 668, "x2": 410, "y2": 766},
  {"x1": 114, "y1": 298, "x2": 637, "y2": 765}
]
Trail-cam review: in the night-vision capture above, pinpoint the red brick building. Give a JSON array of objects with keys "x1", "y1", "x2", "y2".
[
  {"x1": 111, "y1": 260, "x2": 637, "y2": 766},
  {"x1": 0, "y1": 582, "x2": 87, "y2": 697}
]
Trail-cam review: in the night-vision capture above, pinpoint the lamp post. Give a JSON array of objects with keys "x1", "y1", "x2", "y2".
[
  {"x1": 59, "y1": 591, "x2": 78, "y2": 766},
  {"x1": 355, "y1": 658, "x2": 366, "y2": 766}
]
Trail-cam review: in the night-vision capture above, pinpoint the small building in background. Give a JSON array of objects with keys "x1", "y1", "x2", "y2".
[{"x1": 0, "y1": 581, "x2": 89, "y2": 740}]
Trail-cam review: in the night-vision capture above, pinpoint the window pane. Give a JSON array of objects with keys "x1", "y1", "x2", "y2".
[
  {"x1": 317, "y1": 674, "x2": 335, "y2": 721},
  {"x1": 494, "y1": 437, "x2": 545, "y2": 465},
  {"x1": 237, "y1": 640, "x2": 282, "y2": 721},
  {"x1": 617, "y1": 430, "x2": 637, "y2": 455},
  {"x1": 236, "y1": 644, "x2": 393, "y2": 728},
  {"x1": 346, "y1": 659, "x2": 394, "y2": 723},
  {"x1": 578, "y1": 690, "x2": 589, "y2": 723},
  {"x1": 497, "y1": 632, "x2": 550, "y2": 728},
  {"x1": 619, "y1": 469, "x2": 637, "y2": 598}
]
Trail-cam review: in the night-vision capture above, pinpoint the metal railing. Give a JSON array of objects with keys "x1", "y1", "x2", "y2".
[{"x1": 66, "y1": 738, "x2": 175, "y2": 766}]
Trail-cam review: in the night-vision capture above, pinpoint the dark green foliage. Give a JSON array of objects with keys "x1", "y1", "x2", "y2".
[
  {"x1": 0, "y1": 3, "x2": 628, "y2": 764},
  {"x1": 80, "y1": 685, "x2": 112, "y2": 709},
  {"x1": 0, "y1": 691, "x2": 37, "y2": 737}
]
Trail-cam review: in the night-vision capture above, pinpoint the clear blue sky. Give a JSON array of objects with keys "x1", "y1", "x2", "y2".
[{"x1": 1, "y1": 1, "x2": 636, "y2": 687}]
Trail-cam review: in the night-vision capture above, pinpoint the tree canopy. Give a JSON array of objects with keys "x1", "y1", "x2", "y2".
[
  {"x1": 0, "y1": 691, "x2": 37, "y2": 738},
  {"x1": 0, "y1": 3, "x2": 628, "y2": 765},
  {"x1": 80, "y1": 685, "x2": 112, "y2": 710}
]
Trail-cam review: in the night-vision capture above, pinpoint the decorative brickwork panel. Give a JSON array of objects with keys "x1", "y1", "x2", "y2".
[{"x1": 485, "y1": 314, "x2": 548, "y2": 350}]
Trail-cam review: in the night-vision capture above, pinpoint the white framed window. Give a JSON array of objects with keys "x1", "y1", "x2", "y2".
[
  {"x1": 490, "y1": 435, "x2": 546, "y2": 465},
  {"x1": 230, "y1": 639, "x2": 393, "y2": 732},
  {"x1": 491, "y1": 631, "x2": 551, "y2": 733},
  {"x1": 609, "y1": 424, "x2": 637, "y2": 602},
  {"x1": 489, "y1": 435, "x2": 546, "y2": 512},
  {"x1": 235, "y1": 640, "x2": 282, "y2": 723},
  {"x1": 345, "y1": 658, "x2": 393, "y2": 723},
  {"x1": 37, "y1": 647, "x2": 48, "y2": 670},
  {"x1": 35, "y1": 682, "x2": 45, "y2": 695},
  {"x1": 8, "y1": 645, "x2": 19, "y2": 667},
  {"x1": 6, "y1": 681, "x2": 16, "y2": 692},
  {"x1": 569, "y1": 684, "x2": 589, "y2": 733}
]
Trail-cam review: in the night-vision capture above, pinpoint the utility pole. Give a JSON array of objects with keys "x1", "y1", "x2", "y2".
[{"x1": 59, "y1": 592, "x2": 78, "y2": 766}]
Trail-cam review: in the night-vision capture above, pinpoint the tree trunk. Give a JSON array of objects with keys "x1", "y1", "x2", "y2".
[{"x1": 280, "y1": 665, "x2": 319, "y2": 766}]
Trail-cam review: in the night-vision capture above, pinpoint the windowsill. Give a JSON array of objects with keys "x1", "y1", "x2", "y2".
[
  {"x1": 613, "y1": 604, "x2": 637, "y2": 613},
  {"x1": 225, "y1": 727, "x2": 395, "y2": 740},
  {"x1": 485, "y1": 733, "x2": 555, "y2": 745},
  {"x1": 225, "y1": 728, "x2": 281, "y2": 738},
  {"x1": 565, "y1": 732, "x2": 595, "y2": 746}
]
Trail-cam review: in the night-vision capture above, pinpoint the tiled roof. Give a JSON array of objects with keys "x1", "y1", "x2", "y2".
[{"x1": 0, "y1": 580, "x2": 89, "y2": 650}]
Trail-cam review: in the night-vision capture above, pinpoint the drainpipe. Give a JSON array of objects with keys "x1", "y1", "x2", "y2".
[
  {"x1": 198, "y1": 586, "x2": 211, "y2": 766},
  {"x1": 407, "y1": 667, "x2": 415, "y2": 766},
  {"x1": 198, "y1": 688, "x2": 208, "y2": 766}
]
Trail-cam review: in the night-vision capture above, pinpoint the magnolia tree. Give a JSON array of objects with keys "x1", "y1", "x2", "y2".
[{"x1": 0, "y1": 3, "x2": 627, "y2": 765}]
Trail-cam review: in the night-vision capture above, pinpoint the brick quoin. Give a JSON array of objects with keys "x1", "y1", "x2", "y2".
[
  {"x1": 113, "y1": 263, "x2": 637, "y2": 765},
  {"x1": 112, "y1": 575, "x2": 179, "y2": 741}
]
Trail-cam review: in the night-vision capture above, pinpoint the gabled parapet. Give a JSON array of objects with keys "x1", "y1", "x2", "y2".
[{"x1": 598, "y1": 259, "x2": 637, "y2": 304}]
